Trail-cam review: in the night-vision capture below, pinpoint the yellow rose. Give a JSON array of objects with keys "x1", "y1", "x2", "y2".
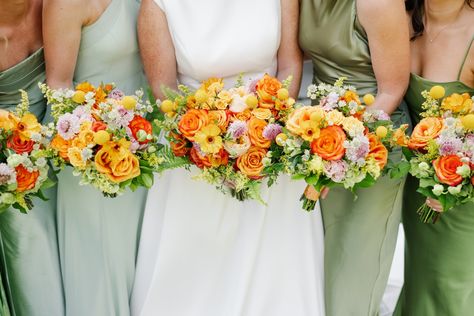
[
  {"x1": 78, "y1": 129, "x2": 95, "y2": 146},
  {"x1": 342, "y1": 116, "x2": 365, "y2": 135},
  {"x1": 326, "y1": 110, "x2": 345, "y2": 126},
  {"x1": 95, "y1": 140, "x2": 140, "y2": 183},
  {"x1": 252, "y1": 108, "x2": 272, "y2": 120},
  {"x1": 67, "y1": 147, "x2": 87, "y2": 169}
]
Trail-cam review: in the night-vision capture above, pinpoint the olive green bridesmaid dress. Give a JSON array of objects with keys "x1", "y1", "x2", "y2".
[
  {"x1": 394, "y1": 38, "x2": 474, "y2": 316},
  {"x1": 55, "y1": 0, "x2": 147, "y2": 315},
  {"x1": 0, "y1": 49, "x2": 64, "y2": 316},
  {"x1": 299, "y1": 1, "x2": 410, "y2": 315}
]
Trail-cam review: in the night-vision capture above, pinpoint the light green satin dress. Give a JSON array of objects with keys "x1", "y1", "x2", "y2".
[
  {"x1": 0, "y1": 49, "x2": 64, "y2": 316},
  {"x1": 55, "y1": 1, "x2": 147, "y2": 315},
  {"x1": 299, "y1": 1, "x2": 410, "y2": 315},
  {"x1": 394, "y1": 39, "x2": 474, "y2": 315}
]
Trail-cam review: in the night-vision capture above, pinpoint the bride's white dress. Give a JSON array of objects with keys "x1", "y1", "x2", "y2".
[{"x1": 131, "y1": 0, "x2": 325, "y2": 315}]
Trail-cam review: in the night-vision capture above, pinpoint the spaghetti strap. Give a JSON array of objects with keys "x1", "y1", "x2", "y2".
[{"x1": 457, "y1": 35, "x2": 474, "y2": 80}]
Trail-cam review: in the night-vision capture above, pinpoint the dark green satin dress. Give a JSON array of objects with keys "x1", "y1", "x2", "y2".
[
  {"x1": 299, "y1": 1, "x2": 410, "y2": 315},
  {"x1": 394, "y1": 40, "x2": 474, "y2": 315},
  {"x1": 0, "y1": 49, "x2": 64, "y2": 316},
  {"x1": 55, "y1": 1, "x2": 147, "y2": 315}
]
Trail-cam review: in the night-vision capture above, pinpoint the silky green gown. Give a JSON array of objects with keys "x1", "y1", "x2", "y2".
[
  {"x1": 55, "y1": 1, "x2": 147, "y2": 315},
  {"x1": 299, "y1": 1, "x2": 410, "y2": 315},
  {"x1": 0, "y1": 49, "x2": 64, "y2": 316},
  {"x1": 394, "y1": 42, "x2": 474, "y2": 315}
]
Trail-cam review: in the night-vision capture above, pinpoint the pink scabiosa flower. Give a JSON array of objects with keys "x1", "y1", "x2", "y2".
[
  {"x1": 72, "y1": 106, "x2": 93, "y2": 123},
  {"x1": 56, "y1": 113, "x2": 81, "y2": 140},
  {"x1": 324, "y1": 160, "x2": 348, "y2": 182},
  {"x1": 262, "y1": 123, "x2": 282, "y2": 141},
  {"x1": 108, "y1": 89, "x2": 125, "y2": 100},
  {"x1": 344, "y1": 135, "x2": 370, "y2": 166},
  {"x1": 437, "y1": 135, "x2": 463, "y2": 156},
  {"x1": 227, "y1": 120, "x2": 248, "y2": 139},
  {"x1": 0, "y1": 163, "x2": 15, "y2": 186}
]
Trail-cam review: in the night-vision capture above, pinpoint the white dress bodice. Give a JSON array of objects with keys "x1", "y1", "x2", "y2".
[{"x1": 154, "y1": 0, "x2": 280, "y2": 88}]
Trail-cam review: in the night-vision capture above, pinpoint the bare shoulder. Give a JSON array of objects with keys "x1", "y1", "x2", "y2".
[
  {"x1": 43, "y1": 0, "x2": 89, "y2": 23},
  {"x1": 357, "y1": 0, "x2": 405, "y2": 15}
]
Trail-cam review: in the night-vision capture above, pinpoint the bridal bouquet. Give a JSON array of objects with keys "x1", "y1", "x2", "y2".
[
  {"x1": 40, "y1": 82, "x2": 166, "y2": 197},
  {"x1": 156, "y1": 75, "x2": 295, "y2": 202},
  {"x1": 401, "y1": 86, "x2": 474, "y2": 223},
  {"x1": 267, "y1": 78, "x2": 407, "y2": 211},
  {"x1": 0, "y1": 91, "x2": 54, "y2": 213}
]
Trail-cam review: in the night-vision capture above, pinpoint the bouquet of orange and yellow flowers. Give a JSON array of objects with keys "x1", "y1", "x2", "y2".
[
  {"x1": 398, "y1": 86, "x2": 474, "y2": 223},
  {"x1": 0, "y1": 91, "x2": 55, "y2": 213},
  {"x1": 266, "y1": 78, "x2": 407, "y2": 211},
  {"x1": 156, "y1": 75, "x2": 295, "y2": 202},
  {"x1": 40, "y1": 82, "x2": 167, "y2": 197}
]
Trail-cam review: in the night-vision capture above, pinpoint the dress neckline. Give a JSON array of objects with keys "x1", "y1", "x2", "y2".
[
  {"x1": 82, "y1": 0, "x2": 120, "y2": 35},
  {"x1": 0, "y1": 48, "x2": 43, "y2": 76},
  {"x1": 410, "y1": 72, "x2": 474, "y2": 91}
]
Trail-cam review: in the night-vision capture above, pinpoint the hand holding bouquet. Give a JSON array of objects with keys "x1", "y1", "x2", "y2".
[
  {"x1": 0, "y1": 91, "x2": 54, "y2": 213},
  {"x1": 41, "y1": 82, "x2": 165, "y2": 197},
  {"x1": 267, "y1": 78, "x2": 407, "y2": 211},
  {"x1": 156, "y1": 75, "x2": 295, "y2": 202},
  {"x1": 401, "y1": 86, "x2": 474, "y2": 223}
]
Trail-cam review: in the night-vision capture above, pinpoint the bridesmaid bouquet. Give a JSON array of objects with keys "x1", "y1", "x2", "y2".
[
  {"x1": 0, "y1": 92, "x2": 54, "y2": 213},
  {"x1": 400, "y1": 86, "x2": 474, "y2": 223},
  {"x1": 40, "y1": 82, "x2": 166, "y2": 197},
  {"x1": 156, "y1": 75, "x2": 295, "y2": 202},
  {"x1": 267, "y1": 78, "x2": 407, "y2": 211}
]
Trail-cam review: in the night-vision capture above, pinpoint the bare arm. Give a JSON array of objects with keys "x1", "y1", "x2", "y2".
[
  {"x1": 277, "y1": 0, "x2": 303, "y2": 98},
  {"x1": 358, "y1": 0, "x2": 410, "y2": 114},
  {"x1": 138, "y1": 0, "x2": 177, "y2": 100},
  {"x1": 43, "y1": 0, "x2": 88, "y2": 89}
]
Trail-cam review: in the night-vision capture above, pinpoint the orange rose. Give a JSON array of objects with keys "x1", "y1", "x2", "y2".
[
  {"x1": 232, "y1": 109, "x2": 252, "y2": 121},
  {"x1": 129, "y1": 115, "x2": 153, "y2": 144},
  {"x1": 433, "y1": 155, "x2": 464, "y2": 186},
  {"x1": 208, "y1": 110, "x2": 229, "y2": 131},
  {"x1": 408, "y1": 117, "x2": 444, "y2": 151},
  {"x1": 310, "y1": 125, "x2": 346, "y2": 160},
  {"x1": 178, "y1": 109, "x2": 209, "y2": 141},
  {"x1": 367, "y1": 133, "x2": 388, "y2": 169},
  {"x1": 256, "y1": 74, "x2": 282, "y2": 109},
  {"x1": 392, "y1": 124, "x2": 409, "y2": 147},
  {"x1": 95, "y1": 140, "x2": 141, "y2": 183},
  {"x1": 75, "y1": 82, "x2": 95, "y2": 93},
  {"x1": 15, "y1": 165, "x2": 39, "y2": 192},
  {"x1": 248, "y1": 117, "x2": 271, "y2": 148},
  {"x1": 169, "y1": 132, "x2": 191, "y2": 157},
  {"x1": 7, "y1": 133, "x2": 34, "y2": 154},
  {"x1": 92, "y1": 121, "x2": 107, "y2": 132},
  {"x1": 51, "y1": 135, "x2": 72, "y2": 160},
  {"x1": 189, "y1": 147, "x2": 212, "y2": 169},
  {"x1": 236, "y1": 146, "x2": 267, "y2": 179}
]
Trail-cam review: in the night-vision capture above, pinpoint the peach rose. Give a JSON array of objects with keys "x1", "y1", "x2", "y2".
[
  {"x1": 408, "y1": 117, "x2": 444, "y2": 151},
  {"x1": 7, "y1": 133, "x2": 34, "y2": 154},
  {"x1": 286, "y1": 106, "x2": 323, "y2": 136},
  {"x1": 68, "y1": 147, "x2": 87, "y2": 169},
  {"x1": 310, "y1": 125, "x2": 346, "y2": 160},
  {"x1": 256, "y1": 74, "x2": 282, "y2": 109},
  {"x1": 248, "y1": 117, "x2": 271, "y2": 148},
  {"x1": 236, "y1": 146, "x2": 267, "y2": 179},
  {"x1": 15, "y1": 165, "x2": 39, "y2": 192},
  {"x1": 232, "y1": 109, "x2": 252, "y2": 122},
  {"x1": 51, "y1": 135, "x2": 72, "y2": 160},
  {"x1": 367, "y1": 133, "x2": 388, "y2": 169},
  {"x1": 208, "y1": 110, "x2": 229, "y2": 131},
  {"x1": 178, "y1": 109, "x2": 209, "y2": 141},
  {"x1": 95, "y1": 140, "x2": 140, "y2": 183},
  {"x1": 169, "y1": 132, "x2": 191, "y2": 157},
  {"x1": 392, "y1": 124, "x2": 409, "y2": 147},
  {"x1": 433, "y1": 155, "x2": 464, "y2": 186}
]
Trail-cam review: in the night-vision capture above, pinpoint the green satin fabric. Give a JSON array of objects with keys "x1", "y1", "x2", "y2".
[
  {"x1": 394, "y1": 75, "x2": 474, "y2": 316},
  {"x1": 56, "y1": 1, "x2": 147, "y2": 315},
  {"x1": 299, "y1": 1, "x2": 409, "y2": 315},
  {"x1": 0, "y1": 49, "x2": 64, "y2": 316}
]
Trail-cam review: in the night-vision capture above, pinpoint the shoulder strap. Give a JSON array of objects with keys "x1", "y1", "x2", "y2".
[{"x1": 457, "y1": 35, "x2": 474, "y2": 80}]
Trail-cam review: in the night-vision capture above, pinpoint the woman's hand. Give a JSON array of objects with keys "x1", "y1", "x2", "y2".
[{"x1": 426, "y1": 197, "x2": 443, "y2": 212}]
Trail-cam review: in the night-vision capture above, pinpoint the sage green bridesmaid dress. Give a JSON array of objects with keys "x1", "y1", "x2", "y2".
[
  {"x1": 55, "y1": 1, "x2": 147, "y2": 315},
  {"x1": 394, "y1": 38, "x2": 474, "y2": 316},
  {"x1": 299, "y1": 1, "x2": 410, "y2": 315},
  {"x1": 0, "y1": 49, "x2": 64, "y2": 316}
]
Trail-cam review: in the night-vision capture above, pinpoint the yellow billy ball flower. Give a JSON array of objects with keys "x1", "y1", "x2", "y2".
[
  {"x1": 94, "y1": 130, "x2": 110, "y2": 145},
  {"x1": 160, "y1": 100, "x2": 174, "y2": 113},
  {"x1": 363, "y1": 94, "x2": 375, "y2": 106},
  {"x1": 275, "y1": 133, "x2": 288, "y2": 146},
  {"x1": 245, "y1": 95, "x2": 259, "y2": 109},
  {"x1": 277, "y1": 88, "x2": 289, "y2": 101},
  {"x1": 460, "y1": 114, "x2": 474, "y2": 131},
  {"x1": 429, "y1": 85, "x2": 445, "y2": 99},
  {"x1": 72, "y1": 90, "x2": 86, "y2": 104},
  {"x1": 194, "y1": 89, "x2": 209, "y2": 104},
  {"x1": 375, "y1": 126, "x2": 388, "y2": 139},
  {"x1": 121, "y1": 96, "x2": 137, "y2": 110}
]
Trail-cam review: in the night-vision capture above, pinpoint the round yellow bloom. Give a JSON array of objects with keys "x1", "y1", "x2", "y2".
[
  {"x1": 277, "y1": 88, "x2": 289, "y2": 100},
  {"x1": 326, "y1": 110, "x2": 345, "y2": 126},
  {"x1": 245, "y1": 95, "x2": 259, "y2": 109},
  {"x1": 160, "y1": 100, "x2": 174, "y2": 113},
  {"x1": 72, "y1": 90, "x2": 86, "y2": 104},
  {"x1": 275, "y1": 133, "x2": 288, "y2": 146},
  {"x1": 429, "y1": 85, "x2": 445, "y2": 99},
  {"x1": 121, "y1": 96, "x2": 137, "y2": 110},
  {"x1": 94, "y1": 130, "x2": 111, "y2": 145},
  {"x1": 363, "y1": 94, "x2": 375, "y2": 106},
  {"x1": 461, "y1": 114, "x2": 474, "y2": 131},
  {"x1": 67, "y1": 147, "x2": 87, "y2": 169},
  {"x1": 194, "y1": 124, "x2": 223, "y2": 154},
  {"x1": 376, "y1": 126, "x2": 388, "y2": 139}
]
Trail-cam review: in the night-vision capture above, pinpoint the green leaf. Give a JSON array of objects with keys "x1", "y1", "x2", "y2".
[
  {"x1": 141, "y1": 172, "x2": 154, "y2": 188},
  {"x1": 419, "y1": 177, "x2": 437, "y2": 188},
  {"x1": 402, "y1": 147, "x2": 415, "y2": 160},
  {"x1": 305, "y1": 174, "x2": 319, "y2": 185},
  {"x1": 357, "y1": 174, "x2": 376, "y2": 188},
  {"x1": 390, "y1": 161, "x2": 411, "y2": 179},
  {"x1": 291, "y1": 174, "x2": 306, "y2": 181},
  {"x1": 40, "y1": 178, "x2": 57, "y2": 190}
]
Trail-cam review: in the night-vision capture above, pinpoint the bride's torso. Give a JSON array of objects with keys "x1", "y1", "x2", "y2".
[{"x1": 157, "y1": 0, "x2": 281, "y2": 88}]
